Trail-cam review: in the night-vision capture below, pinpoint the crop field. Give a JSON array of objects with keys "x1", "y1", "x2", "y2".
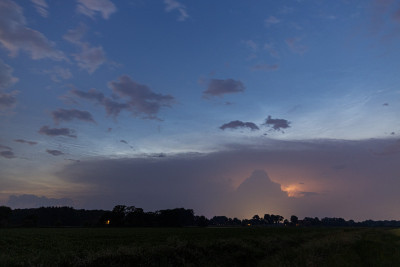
[{"x1": 1, "y1": 227, "x2": 400, "y2": 266}]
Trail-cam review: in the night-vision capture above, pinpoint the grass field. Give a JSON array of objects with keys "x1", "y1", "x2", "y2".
[{"x1": 1, "y1": 227, "x2": 400, "y2": 266}]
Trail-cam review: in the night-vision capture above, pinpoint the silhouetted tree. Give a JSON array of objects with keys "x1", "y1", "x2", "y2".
[
  {"x1": 290, "y1": 215, "x2": 298, "y2": 225},
  {"x1": 0, "y1": 206, "x2": 12, "y2": 227}
]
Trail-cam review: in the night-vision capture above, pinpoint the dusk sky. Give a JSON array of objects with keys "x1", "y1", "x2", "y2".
[{"x1": 1, "y1": 0, "x2": 400, "y2": 221}]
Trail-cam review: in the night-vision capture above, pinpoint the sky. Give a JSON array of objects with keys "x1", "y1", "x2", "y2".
[{"x1": 1, "y1": 0, "x2": 400, "y2": 221}]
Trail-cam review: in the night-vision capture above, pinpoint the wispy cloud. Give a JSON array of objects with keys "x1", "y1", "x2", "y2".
[
  {"x1": 164, "y1": 0, "x2": 189, "y2": 21},
  {"x1": 38, "y1": 126, "x2": 77, "y2": 138},
  {"x1": 286, "y1": 37, "x2": 307, "y2": 55},
  {"x1": 0, "y1": 0, "x2": 65, "y2": 60},
  {"x1": 6, "y1": 194, "x2": 74, "y2": 208},
  {"x1": 51, "y1": 108, "x2": 95, "y2": 124},
  {"x1": 46, "y1": 149, "x2": 64, "y2": 156},
  {"x1": 77, "y1": 0, "x2": 116, "y2": 20},
  {"x1": 31, "y1": 0, "x2": 48, "y2": 18},
  {"x1": 265, "y1": 16, "x2": 281, "y2": 27},
  {"x1": 203, "y1": 79, "x2": 245, "y2": 98},
  {"x1": 0, "y1": 150, "x2": 15, "y2": 159},
  {"x1": 220, "y1": 120, "x2": 259, "y2": 131},
  {"x1": 63, "y1": 24, "x2": 106, "y2": 74},
  {"x1": 0, "y1": 144, "x2": 12, "y2": 150},
  {"x1": 251, "y1": 63, "x2": 279, "y2": 72},
  {"x1": 14, "y1": 139, "x2": 37, "y2": 145},
  {"x1": 0, "y1": 91, "x2": 18, "y2": 110}
]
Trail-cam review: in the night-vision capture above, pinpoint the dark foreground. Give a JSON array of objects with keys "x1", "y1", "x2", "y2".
[{"x1": 1, "y1": 227, "x2": 400, "y2": 266}]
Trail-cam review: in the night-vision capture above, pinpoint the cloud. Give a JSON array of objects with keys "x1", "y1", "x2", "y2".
[
  {"x1": 31, "y1": 0, "x2": 48, "y2": 18},
  {"x1": 109, "y1": 75, "x2": 174, "y2": 118},
  {"x1": 51, "y1": 108, "x2": 95, "y2": 124},
  {"x1": 220, "y1": 120, "x2": 259, "y2": 131},
  {"x1": 203, "y1": 79, "x2": 245, "y2": 98},
  {"x1": 73, "y1": 44, "x2": 106, "y2": 74},
  {"x1": 243, "y1": 40, "x2": 258, "y2": 51},
  {"x1": 265, "y1": 16, "x2": 281, "y2": 27},
  {"x1": 0, "y1": 91, "x2": 17, "y2": 110},
  {"x1": 286, "y1": 37, "x2": 307, "y2": 55},
  {"x1": 6, "y1": 194, "x2": 74, "y2": 208},
  {"x1": 14, "y1": 139, "x2": 37, "y2": 145},
  {"x1": 264, "y1": 43, "x2": 279, "y2": 58},
  {"x1": 263, "y1": 116, "x2": 290, "y2": 131},
  {"x1": 77, "y1": 0, "x2": 116, "y2": 20},
  {"x1": 372, "y1": 139, "x2": 400, "y2": 156},
  {"x1": 0, "y1": 144, "x2": 11, "y2": 150},
  {"x1": 120, "y1": 140, "x2": 128, "y2": 144},
  {"x1": 70, "y1": 88, "x2": 129, "y2": 117},
  {"x1": 63, "y1": 24, "x2": 106, "y2": 74},
  {"x1": 0, "y1": 59, "x2": 18, "y2": 90},
  {"x1": 38, "y1": 126, "x2": 77, "y2": 138},
  {"x1": 0, "y1": 150, "x2": 15, "y2": 159},
  {"x1": 43, "y1": 67, "x2": 72, "y2": 82},
  {"x1": 251, "y1": 64, "x2": 279, "y2": 71},
  {"x1": 46, "y1": 149, "x2": 64, "y2": 156},
  {"x1": 0, "y1": 0, "x2": 65, "y2": 60},
  {"x1": 164, "y1": 0, "x2": 189, "y2": 21},
  {"x1": 57, "y1": 139, "x2": 400, "y2": 220}
]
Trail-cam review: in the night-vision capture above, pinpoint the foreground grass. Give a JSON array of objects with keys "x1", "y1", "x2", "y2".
[{"x1": 1, "y1": 227, "x2": 400, "y2": 266}]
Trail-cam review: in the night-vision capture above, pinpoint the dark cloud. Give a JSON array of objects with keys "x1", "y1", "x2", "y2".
[
  {"x1": 38, "y1": 126, "x2": 77, "y2": 138},
  {"x1": 14, "y1": 139, "x2": 37, "y2": 145},
  {"x1": 109, "y1": 75, "x2": 174, "y2": 118},
  {"x1": 0, "y1": 144, "x2": 12, "y2": 150},
  {"x1": 77, "y1": 0, "x2": 116, "y2": 20},
  {"x1": 57, "y1": 139, "x2": 400, "y2": 220},
  {"x1": 203, "y1": 79, "x2": 245, "y2": 98},
  {"x1": 51, "y1": 108, "x2": 95, "y2": 124},
  {"x1": 251, "y1": 64, "x2": 279, "y2": 71},
  {"x1": 46, "y1": 149, "x2": 64, "y2": 156},
  {"x1": 0, "y1": 0, "x2": 65, "y2": 60},
  {"x1": 263, "y1": 115, "x2": 290, "y2": 131},
  {"x1": 372, "y1": 140, "x2": 400, "y2": 156},
  {"x1": 164, "y1": 0, "x2": 189, "y2": 21},
  {"x1": 0, "y1": 92, "x2": 17, "y2": 110},
  {"x1": 0, "y1": 150, "x2": 15, "y2": 159},
  {"x1": 71, "y1": 88, "x2": 105, "y2": 102},
  {"x1": 220, "y1": 120, "x2": 259, "y2": 131},
  {"x1": 6, "y1": 194, "x2": 74, "y2": 209},
  {"x1": 383, "y1": 103, "x2": 389, "y2": 106},
  {"x1": 120, "y1": 140, "x2": 128, "y2": 144}
]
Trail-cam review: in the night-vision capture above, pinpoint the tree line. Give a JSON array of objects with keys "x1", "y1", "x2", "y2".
[{"x1": 1, "y1": 205, "x2": 399, "y2": 228}]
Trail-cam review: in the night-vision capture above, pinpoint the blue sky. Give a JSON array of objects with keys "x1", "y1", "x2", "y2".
[{"x1": 1, "y1": 0, "x2": 400, "y2": 220}]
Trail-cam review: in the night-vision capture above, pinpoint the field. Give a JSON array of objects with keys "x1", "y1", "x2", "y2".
[{"x1": 1, "y1": 227, "x2": 400, "y2": 266}]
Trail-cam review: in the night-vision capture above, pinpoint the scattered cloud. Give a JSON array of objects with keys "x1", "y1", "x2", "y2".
[
  {"x1": 14, "y1": 139, "x2": 37, "y2": 145},
  {"x1": 0, "y1": 91, "x2": 18, "y2": 110},
  {"x1": 0, "y1": 59, "x2": 18, "y2": 90},
  {"x1": 120, "y1": 140, "x2": 128, "y2": 144},
  {"x1": 43, "y1": 67, "x2": 72, "y2": 82},
  {"x1": 38, "y1": 126, "x2": 77, "y2": 138},
  {"x1": 76, "y1": 0, "x2": 116, "y2": 20},
  {"x1": 251, "y1": 63, "x2": 279, "y2": 71},
  {"x1": 52, "y1": 108, "x2": 95, "y2": 124},
  {"x1": 6, "y1": 194, "x2": 74, "y2": 208},
  {"x1": 0, "y1": 144, "x2": 12, "y2": 150},
  {"x1": 220, "y1": 120, "x2": 259, "y2": 131},
  {"x1": 0, "y1": 0, "x2": 65, "y2": 60},
  {"x1": 265, "y1": 16, "x2": 281, "y2": 27},
  {"x1": 263, "y1": 115, "x2": 291, "y2": 131},
  {"x1": 31, "y1": 0, "x2": 48, "y2": 18},
  {"x1": 286, "y1": 37, "x2": 307, "y2": 54},
  {"x1": 46, "y1": 149, "x2": 64, "y2": 156},
  {"x1": 243, "y1": 40, "x2": 258, "y2": 51},
  {"x1": 70, "y1": 88, "x2": 105, "y2": 102},
  {"x1": 0, "y1": 150, "x2": 15, "y2": 159},
  {"x1": 203, "y1": 79, "x2": 245, "y2": 98},
  {"x1": 109, "y1": 75, "x2": 174, "y2": 118},
  {"x1": 164, "y1": 0, "x2": 189, "y2": 21},
  {"x1": 63, "y1": 24, "x2": 106, "y2": 74},
  {"x1": 383, "y1": 103, "x2": 389, "y2": 106},
  {"x1": 263, "y1": 43, "x2": 279, "y2": 58}
]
